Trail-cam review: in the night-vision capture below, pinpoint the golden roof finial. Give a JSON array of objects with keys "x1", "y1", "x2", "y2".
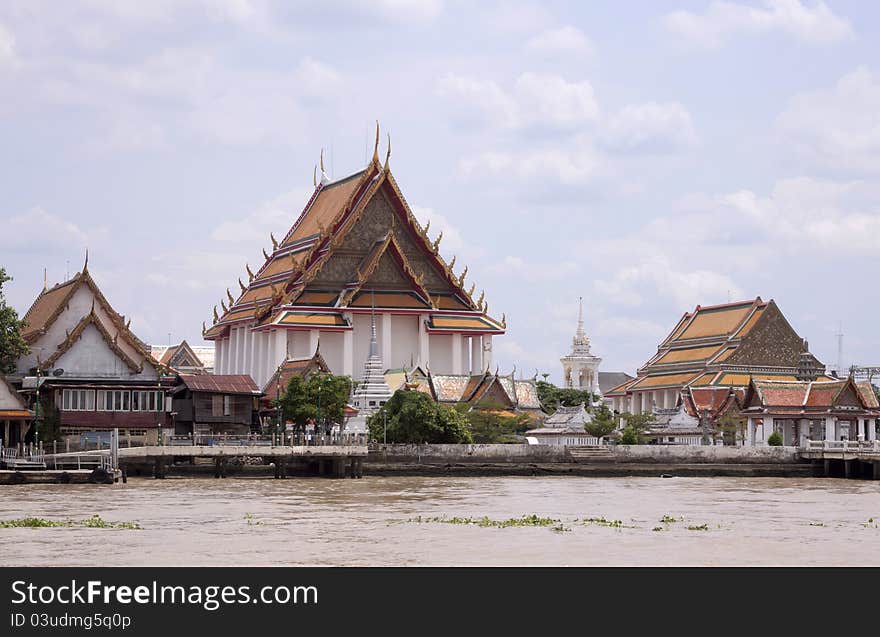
[
  {"x1": 448, "y1": 255, "x2": 456, "y2": 270},
  {"x1": 246, "y1": 263, "x2": 255, "y2": 282},
  {"x1": 384, "y1": 133, "x2": 391, "y2": 171},
  {"x1": 270, "y1": 233, "x2": 278, "y2": 250},
  {"x1": 226, "y1": 288, "x2": 235, "y2": 305},
  {"x1": 125, "y1": 317, "x2": 131, "y2": 329},
  {"x1": 42, "y1": 268, "x2": 47, "y2": 292},
  {"x1": 213, "y1": 305, "x2": 219, "y2": 323},
  {"x1": 424, "y1": 219, "x2": 430, "y2": 235},
  {"x1": 459, "y1": 266, "x2": 468, "y2": 286},
  {"x1": 477, "y1": 290, "x2": 485, "y2": 307},
  {"x1": 202, "y1": 321, "x2": 207, "y2": 336},
  {"x1": 468, "y1": 282, "x2": 475, "y2": 297},
  {"x1": 313, "y1": 165, "x2": 317, "y2": 187},
  {"x1": 483, "y1": 300, "x2": 488, "y2": 314},
  {"x1": 262, "y1": 247, "x2": 270, "y2": 260},
  {"x1": 372, "y1": 120, "x2": 380, "y2": 164},
  {"x1": 501, "y1": 313, "x2": 506, "y2": 328},
  {"x1": 83, "y1": 248, "x2": 89, "y2": 273},
  {"x1": 221, "y1": 299, "x2": 228, "y2": 313},
  {"x1": 432, "y1": 231, "x2": 443, "y2": 252},
  {"x1": 320, "y1": 147, "x2": 325, "y2": 173},
  {"x1": 239, "y1": 278, "x2": 246, "y2": 293}
]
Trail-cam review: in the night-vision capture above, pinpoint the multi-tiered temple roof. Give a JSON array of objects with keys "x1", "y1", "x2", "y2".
[
  {"x1": 607, "y1": 297, "x2": 826, "y2": 397},
  {"x1": 204, "y1": 130, "x2": 505, "y2": 342}
]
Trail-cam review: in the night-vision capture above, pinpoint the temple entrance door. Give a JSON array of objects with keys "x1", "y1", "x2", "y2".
[{"x1": 838, "y1": 421, "x2": 851, "y2": 441}]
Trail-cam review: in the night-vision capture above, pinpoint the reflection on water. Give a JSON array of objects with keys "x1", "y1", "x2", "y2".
[{"x1": 2, "y1": 476, "x2": 879, "y2": 566}]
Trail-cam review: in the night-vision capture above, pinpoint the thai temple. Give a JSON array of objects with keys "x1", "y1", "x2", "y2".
[
  {"x1": 605, "y1": 297, "x2": 827, "y2": 417},
  {"x1": 11, "y1": 256, "x2": 172, "y2": 443},
  {"x1": 204, "y1": 125, "x2": 506, "y2": 392},
  {"x1": 560, "y1": 297, "x2": 602, "y2": 397}
]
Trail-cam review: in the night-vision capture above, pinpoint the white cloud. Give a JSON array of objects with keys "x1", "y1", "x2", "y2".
[
  {"x1": 0, "y1": 22, "x2": 16, "y2": 66},
  {"x1": 525, "y1": 26, "x2": 594, "y2": 58},
  {"x1": 295, "y1": 57, "x2": 343, "y2": 101},
  {"x1": 211, "y1": 187, "x2": 314, "y2": 243},
  {"x1": 600, "y1": 101, "x2": 697, "y2": 153},
  {"x1": 486, "y1": 255, "x2": 578, "y2": 283},
  {"x1": 458, "y1": 147, "x2": 600, "y2": 187},
  {"x1": 777, "y1": 67, "x2": 880, "y2": 173},
  {"x1": 437, "y1": 72, "x2": 598, "y2": 131},
  {"x1": 664, "y1": 0, "x2": 854, "y2": 49},
  {"x1": 0, "y1": 207, "x2": 102, "y2": 252},
  {"x1": 594, "y1": 255, "x2": 744, "y2": 310}
]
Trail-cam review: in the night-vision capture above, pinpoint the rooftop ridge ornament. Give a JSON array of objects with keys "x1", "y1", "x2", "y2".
[
  {"x1": 238, "y1": 278, "x2": 246, "y2": 293},
  {"x1": 501, "y1": 313, "x2": 506, "y2": 328},
  {"x1": 226, "y1": 289, "x2": 235, "y2": 305},
  {"x1": 477, "y1": 290, "x2": 485, "y2": 307},
  {"x1": 448, "y1": 255, "x2": 456, "y2": 270},
  {"x1": 83, "y1": 249, "x2": 89, "y2": 273},
  {"x1": 42, "y1": 268, "x2": 47, "y2": 293},
  {"x1": 458, "y1": 266, "x2": 468, "y2": 287},
  {"x1": 372, "y1": 120, "x2": 380, "y2": 164},
  {"x1": 270, "y1": 233, "x2": 278, "y2": 250},
  {"x1": 384, "y1": 133, "x2": 391, "y2": 171},
  {"x1": 432, "y1": 231, "x2": 443, "y2": 253},
  {"x1": 313, "y1": 165, "x2": 317, "y2": 187},
  {"x1": 221, "y1": 299, "x2": 228, "y2": 313},
  {"x1": 319, "y1": 148, "x2": 329, "y2": 185},
  {"x1": 262, "y1": 247, "x2": 270, "y2": 260},
  {"x1": 246, "y1": 263, "x2": 255, "y2": 282},
  {"x1": 424, "y1": 220, "x2": 430, "y2": 235},
  {"x1": 213, "y1": 306, "x2": 219, "y2": 323},
  {"x1": 202, "y1": 321, "x2": 207, "y2": 337}
]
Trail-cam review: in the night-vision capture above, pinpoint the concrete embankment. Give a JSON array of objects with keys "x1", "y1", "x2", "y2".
[{"x1": 364, "y1": 444, "x2": 812, "y2": 477}]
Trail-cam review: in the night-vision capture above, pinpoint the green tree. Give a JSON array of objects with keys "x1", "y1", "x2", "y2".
[
  {"x1": 716, "y1": 413, "x2": 745, "y2": 446},
  {"x1": 277, "y1": 373, "x2": 352, "y2": 431},
  {"x1": 536, "y1": 380, "x2": 597, "y2": 415},
  {"x1": 585, "y1": 405, "x2": 617, "y2": 441},
  {"x1": 767, "y1": 430, "x2": 783, "y2": 446},
  {"x1": 0, "y1": 268, "x2": 28, "y2": 374},
  {"x1": 368, "y1": 390, "x2": 473, "y2": 444},
  {"x1": 618, "y1": 412, "x2": 656, "y2": 445},
  {"x1": 463, "y1": 404, "x2": 532, "y2": 443}
]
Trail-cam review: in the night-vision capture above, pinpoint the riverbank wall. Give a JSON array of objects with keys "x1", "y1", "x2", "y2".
[{"x1": 364, "y1": 444, "x2": 812, "y2": 477}]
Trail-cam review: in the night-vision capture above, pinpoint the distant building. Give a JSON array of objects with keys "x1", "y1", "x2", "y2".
[
  {"x1": 526, "y1": 403, "x2": 597, "y2": 446},
  {"x1": 12, "y1": 256, "x2": 172, "y2": 444},
  {"x1": 409, "y1": 368, "x2": 543, "y2": 418},
  {"x1": 348, "y1": 310, "x2": 393, "y2": 434},
  {"x1": 170, "y1": 374, "x2": 262, "y2": 437},
  {"x1": 151, "y1": 341, "x2": 215, "y2": 374},
  {"x1": 606, "y1": 297, "x2": 827, "y2": 417}
]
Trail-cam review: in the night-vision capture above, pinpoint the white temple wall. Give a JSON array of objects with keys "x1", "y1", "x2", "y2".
[
  {"x1": 390, "y1": 315, "x2": 419, "y2": 370},
  {"x1": 460, "y1": 337, "x2": 471, "y2": 375},
  {"x1": 290, "y1": 330, "x2": 312, "y2": 359},
  {"x1": 320, "y1": 331, "x2": 344, "y2": 375},
  {"x1": 429, "y1": 334, "x2": 453, "y2": 374},
  {"x1": 54, "y1": 323, "x2": 158, "y2": 379}
]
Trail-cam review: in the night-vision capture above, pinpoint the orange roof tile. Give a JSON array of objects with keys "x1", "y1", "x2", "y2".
[
  {"x1": 277, "y1": 312, "x2": 348, "y2": 327},
  {"x1": 676, "y1": 303, "x2": 755, "y2": 340},
  {"x1": 655, "y1": 345, "x2": 725, "y2": 365},
  {"x1": 282, "y1": 172, "x2": 366, "y2": 247},
  {"x1": 630, "y1": 372, "x2": 700, "y2": 389}
]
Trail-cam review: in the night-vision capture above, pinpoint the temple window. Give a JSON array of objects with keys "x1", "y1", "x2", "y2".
[{"x1": 62, "y1": 389, "x2": 95, "y2": 411}]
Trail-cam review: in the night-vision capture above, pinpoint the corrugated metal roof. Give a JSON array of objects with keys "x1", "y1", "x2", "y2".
[{"x1": 178, "y1": 374, "x2": 261, "y2": 395}]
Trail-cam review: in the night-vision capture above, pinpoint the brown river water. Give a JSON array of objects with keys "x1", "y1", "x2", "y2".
[{"x1": 2, "y1": 476, "x2": 879, "y2": 566}]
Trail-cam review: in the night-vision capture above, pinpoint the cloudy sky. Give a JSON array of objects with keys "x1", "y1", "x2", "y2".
[{"x1": 2, "y1": 0, "x2": 878, "y2": 383}]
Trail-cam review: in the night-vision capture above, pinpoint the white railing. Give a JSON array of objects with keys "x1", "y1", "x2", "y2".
[{"x1": 805, "y1": 440, "x2": 880, "y2": 452}]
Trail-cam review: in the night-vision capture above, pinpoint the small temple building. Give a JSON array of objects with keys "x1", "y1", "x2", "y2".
[
  {"x1": 0, "y1": 376, "x2": 33, "y2": 447},
  {"x1": 12, "y1": 256, "x2": 173, "y2": 444},
  {"x1": 170, "y1": 374, "x2": 262, "y2": 437},
  {"x1": 560, "y1": 298, "x2": 602, "y2": 398},
  {"x1": 204, "y1": 126, "x2": 505, "y2": 391},
  {"x1": 347, "y1": 309, "x2": 393, "y2": 433},
  {"x1": 741, "y1": 377, "x2": 879, "y2": 446},
  {"x1": 405, "y1": 368, "x2": 543, "y2": 417},
  {"x1": 525, "y1": 403, "x2": 597, "y2": 446},
  {"x1": 605, "y1": 297, "x2": 827, "y2": 417},
  {"x1": 151, "y1": 340, "x2": 215, "y2": 374}
]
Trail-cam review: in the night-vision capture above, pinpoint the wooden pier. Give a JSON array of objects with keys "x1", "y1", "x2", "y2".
[
  {"x1": 116, "y1": 444, "x2": 368, "y2": 479},
  {"x1": 801, "y1": 440, "x2": 880, "y2": 479}
]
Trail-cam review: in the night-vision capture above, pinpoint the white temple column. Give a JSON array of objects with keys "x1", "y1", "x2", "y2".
[
  {"x1": 273, "y1": 329, "x2": 286, "y2": 370},
  {"x1": 747, "y1": 417, "x2": 756, "y2": 446},
  {"x1": 452, "y1": 333, "x2": 463, "y2": 375},
  {"x1": 309, "y1": 329, "x2": 319, "y2": 357},
  {"x1": 252, "y1": 332, "x2": 263, "y2": 387},
  {"x1": 470, "y1": 336, "x2": 481, "y2": 374},
  {"x1": 343, "y1": 328, "x2": 353, "y2": 376},
  {"x1": 419, "y1": 314, "x2": 430, "y2": 368},
  {"x1": 824, "y1": 416, "x2": 835, "y2": 442},
  {"x1": 215, "y1": 339, "x2": 224, "y2": 375},
  {"x1": 868, "y1": 419, "x2": 876, "y2": 442},
  {"x1": 235, "y1": 328, "x2": 245, "y2": 373},
  {"x1": 382, "y1": 313, "x2": 392, "y2": 370},
  {"x1": 262, "y1": 332, "x2": 271, "y2": 386},
  {"x1": 243, "y1": 327, "x2": 253, "y2": 379},
  {"x1": 482, "y1": 335, "x2": 493, "y2": 371},
  {"x1": 857, "y1": 418, "x2": 865, "y2": 441}
]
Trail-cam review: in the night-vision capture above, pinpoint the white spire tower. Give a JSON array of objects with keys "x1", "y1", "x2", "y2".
[
  {"x1": 348, "y1": 293, "x2": 393, "y2": 433},
  {"x1": 560, "y1": 297, "x2": 602, "y2": 397}
]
